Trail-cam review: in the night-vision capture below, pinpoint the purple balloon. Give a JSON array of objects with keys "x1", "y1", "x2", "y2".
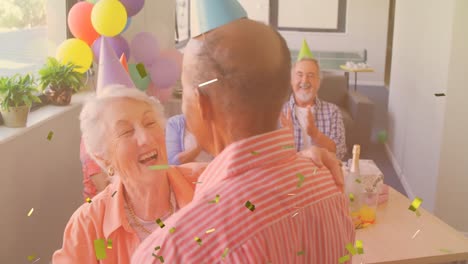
[
  {"x1": 148, "y1": 57, "x2": 181, "y2": 89},
  {"x1": 131, "y1": 32, "x2": 159, "y2": 65},
  {"x1": 120, "y1": 0, "x2": 145, "y2": 17},
  {"x1": 92, "y1": 36, "x2": 130, "y2": 63}
]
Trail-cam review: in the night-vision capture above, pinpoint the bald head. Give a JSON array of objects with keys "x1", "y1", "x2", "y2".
[{"x1": 181, "y1": 19, "x2": 291, "y2": 153}]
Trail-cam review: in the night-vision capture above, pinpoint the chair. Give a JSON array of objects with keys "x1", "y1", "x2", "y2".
[{"x1": 318, "y1": 71, "x2": 375, "y2": 156}]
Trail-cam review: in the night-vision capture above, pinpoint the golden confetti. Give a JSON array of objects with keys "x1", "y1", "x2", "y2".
[
  {"x1": 409, "y1": 197, "x2": 423, "y2": 212},
  {"x1": 152, "y1": 253, "x2": 164, "y2": 263},
  {"x1": 349, "y1": 193, "x2": 355, "y2": 202},
  {"x1": 292, "y1": 212, "x2": 299, "y2": 218},
  {"x1": 194, "y1": 236, "x2": 202, "y2": 246},
  {"x1": 245, "y1": 201, "x2": 256, "y2": 212},
  {"x1": 206, "y1": 228, "x2": 216, "y2": 234},
  {"x1": 111, "y1": 191, "x2": 117, "y2": 197},
  {"x1": 93, "y1": 239, "x2": 107, "y2": 260},
  {"x1": 47, "y1": 131, "x2": 54, "y2": 141},
  {"x1": 251, "y1": 151, "x2": 260, "y2": 155},
  {"x1": 148, "y1": 165, "x2": 170, "y2": 170},
  {"x1": 27, "y1": 208, "x2": 34, "y2": 217},
  {"x1": 297, "y1": 251, "x2": 305, "y2": 256},
  {"x1": 136, "y1": 63, "x2": 148, "y2": 78},
  {"x1": 355, "y1": 240, "x2": 364, "y2": 254},
  {"x1": 439, "y1": 248, "x2": 452, "y2": 253},
  {"x1": 339, "y1": 255, "x2": 350, "y2": 263},
  {"x1": 346, "y1": 243, "x2": 357, "y2": 255},
  {"x1": 412, "y1": 229, "x2": 421, "y2": 239},
  {"x1": 154, "y1": 246, "x2": 161, "y2": 251},
  {"x1": 155, "y1": 218, "x2": 165, "y2": 228},
  {"x1": 107, "y1": 239, "x2": 113, "y2": 249},
  {"x1": 86, "y1": 197, "x2": 92, "y2": 203},
  {"x1": 221, "y1": 248, "x2": 230, "y2": 260},
  {"x1": 169, "y1": 227, "x2": 176, "y2": 234},
  {"x1": 208, "y1": 194, "x2": 220, "y2": 204},
  {"x1": 355, "y1": 178, "x2": 362, "y2": 184},
  {"x1": 296, "y1": 173, "x2": 305, "y2": 188},
  {"x1": 288, "y1": 193, "x2": 296, "y2": 196},
  {"x1": 27, "y1": 254, "x2": 37, "y2": 261},
  {"x1": 198, "y1": 78, "x2": 218, "y2": 87},
  {"x1": 282, "y1": 145, "x2": 294, "y2": 149}
]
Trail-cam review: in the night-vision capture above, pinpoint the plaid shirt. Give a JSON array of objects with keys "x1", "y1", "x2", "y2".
[{"x1": 282, "y1": 94, "x2": 347, "y2": 160}]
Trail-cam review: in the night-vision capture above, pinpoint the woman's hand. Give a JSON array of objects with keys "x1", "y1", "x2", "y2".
[
  {"x1": 167, "y1": 167, "x2": 195, "y2": 208},
  {"x1": 298, "y1": 146, "x2": 344, "y2": 193},
  {"x1": 176, "y1": 162, "x2": 209, "y2": 184}
]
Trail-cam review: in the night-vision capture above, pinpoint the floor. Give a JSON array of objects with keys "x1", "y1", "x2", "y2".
[{"x1": 355, "y1": 84, "x2": 407, "y2": 196}]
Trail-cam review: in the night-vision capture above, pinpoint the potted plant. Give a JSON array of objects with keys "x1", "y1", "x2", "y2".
[
  {"x1": 38, "y1": 57, "x2": 84, "y2": 106},
  {"x1": 0, "y1": 74, "x2": 41, "y2": 128}
]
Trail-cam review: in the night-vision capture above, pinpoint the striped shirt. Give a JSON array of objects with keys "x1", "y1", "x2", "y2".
[
  {"x1": 132, "y1": 128, "x2": 355, "y2": 264},
  {"x1": 282, "y1": 95, "x2": 347, "y2": 160}
]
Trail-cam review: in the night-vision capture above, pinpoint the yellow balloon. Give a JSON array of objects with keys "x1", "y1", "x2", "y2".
[
  {"x1": 56, "y1": 38, "x2": 93, "y2": 73},
  {"x1": 91, "y1": 0, "x2": 127, "y2": 37}
]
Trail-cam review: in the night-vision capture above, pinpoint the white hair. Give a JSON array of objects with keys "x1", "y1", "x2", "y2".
[{"x1": 80, "y1": 85, "x2": 166, "y2": 169}]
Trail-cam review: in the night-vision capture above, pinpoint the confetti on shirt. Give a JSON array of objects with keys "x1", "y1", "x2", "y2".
[
  {"x1": 409, "y1": 197, "x2": 423, "y2": 212},
  {"x1": 338, "y1": 254, "x2": 350, "y2": 263},
  {"x1": 169, "y1": 227, "x2": 176, "y2": 234},
  {"x1": 155, "y1": 218, "x2": 165, "y2": 228},
  {"x1": 297, "y1": 251, "x2": 305, "y2": 256},
  {"x1": 93, "y1": 239, "x2": 107, "y2": 260},
  {"x1": 412, "y1": 229, "x2": 421, "y2": 239},
  {"x1": 47, "y1": 131, "x2": 54, "y2": 141},
  {"x1": 111, "y1": 191, "x2": 117, "y2": 197},
  {"x1": 86, "y1": 197, "x2": 92, "y2": 203},
  {"x1": 136, "y1": 63, "x2": 148, "y2": 78},
  {"x1": 251, "y1": 151, "x2": 260, "y2": 155},
  {"x1": 152, "y1": 253, "x2": 164, "y2": 263},
  {"x1": 282, "y1": 145, "x2": 295, "y2": 149},
  {"x1": 296, "y1": 173, "x2": 305, "y2": 188},
  {"x1": 148, "y1": 165, "x2": 170, "y2": 171},
  {"x1": 154, "y1": 246, "x2": 161, "y2": 251},
  {"x1": 221, "y1": 248, "x2": 229, "y2": 260},
  {"x1": 245, "y1": 201, "x2": 256, "y2": 212},
  {"x1": 198, "y1": 78, "x2": 218, "y2": 87},
  {"x1": 107, "y1": 239, "x2": 113, "y2": 249},
  {"x1": 194, "y1": 236, "x2": 202, "y2": 246},
  {"x1": 208, "y1": 194, "x2": 220, "y2": 204},
  {"x1": 292, "y1": 212, "x2": 299, "y2": 218},
  {"x1": 27, "y1": 208, "x2": 34, "y2": 217},
  {"x1": 206, "y1": 228, "x2": 216, "y2": 234},
  {"x1": 346, "y1": 242, "x2": 357, "y2": 255}
]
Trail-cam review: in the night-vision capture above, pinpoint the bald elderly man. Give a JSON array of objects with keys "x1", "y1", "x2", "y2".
[{"x1": 132, "y1": 19, "x2": 354, "y2": 263}]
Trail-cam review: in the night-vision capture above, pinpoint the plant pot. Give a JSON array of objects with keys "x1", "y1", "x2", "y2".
[
  {"x1": 0, "y1": 105, "x2": 30, "y2": 128},
  {"x1": 44, "y1": 86, "x2": 72, "y2": 106}
]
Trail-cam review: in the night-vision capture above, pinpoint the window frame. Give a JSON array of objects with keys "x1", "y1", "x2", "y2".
[
  {"x1": 175, "y1": 0, "x2": 191, "y2": 49},
  {"x1": 270, "y1": 0, "x2": 347, "y2": 33}
]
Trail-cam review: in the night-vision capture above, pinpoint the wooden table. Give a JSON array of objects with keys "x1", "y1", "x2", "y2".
[
  {"x1": 354, "y1": 187, "x2": 468, "y2": 263},
  {"x1": 340, "y1": 65, "x2": 374, "y2": 91}
]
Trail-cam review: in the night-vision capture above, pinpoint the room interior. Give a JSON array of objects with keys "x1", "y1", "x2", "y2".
[{"x1": 0, "y1": 0, "x2": 467, "y2": 262}]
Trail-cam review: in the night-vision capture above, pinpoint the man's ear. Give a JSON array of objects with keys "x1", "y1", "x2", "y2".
[{"x1": 195, "y1": 87, "x2": 213, "y2": 122}]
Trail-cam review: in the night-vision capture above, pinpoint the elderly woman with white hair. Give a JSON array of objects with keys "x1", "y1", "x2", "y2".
[{"x1": 53, "y1": 85, "x2": 197, "y2": 263}]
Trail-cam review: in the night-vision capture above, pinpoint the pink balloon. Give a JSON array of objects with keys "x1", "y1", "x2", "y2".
[
  {"x1": 159, "y1": 49, "x2": 183, "y2": 68},
  {"x1": 92, "y1": 36, "x2": 130, "y2": 63},
  {"x1": 147, "y1": 82, "x2": 173, "y2": 103},
  {"x1": 147, "y1": 57, "x2": 181, "y2": 89},
  {"x1": 131, "y1": 32, "x2": 159, "y2": 65}
]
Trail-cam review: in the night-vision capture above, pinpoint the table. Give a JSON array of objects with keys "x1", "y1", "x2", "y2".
[
  {"x1": 340, "y1": 65, "x2": 375, "y2": 91},
  {"x1": 354, "y1": 187, "x2": 468, "y2": 263},
  {"x1": 289, "y1": 49, "x2": 371, "y2": 91}
]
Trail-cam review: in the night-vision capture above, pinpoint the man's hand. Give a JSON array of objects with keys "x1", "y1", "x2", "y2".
[
  {"x1": 280, "y1": 108, "x2": 293, "y2": 130},
  {"x1": 298, "y1": 146, "x2": 344, "y2": 193},
  {"x1": 306, "y1": 106, "x2": 319, "y2": 138}
]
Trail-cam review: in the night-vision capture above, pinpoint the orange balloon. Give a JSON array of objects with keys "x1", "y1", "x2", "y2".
[{"x1": 68, "y1": 2, "x2": 100, "y2": 46}]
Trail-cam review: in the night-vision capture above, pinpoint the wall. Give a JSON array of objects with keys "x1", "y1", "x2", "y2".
[
  {"x1": 387, "y1": 0, "x2": 468, "y2": 232},
  {"x1": 279, "y1": 0, "x2": 389, "y2": 86},
  {"x1": 434, "y1": 0, "x2": 468, "y2": 232}
]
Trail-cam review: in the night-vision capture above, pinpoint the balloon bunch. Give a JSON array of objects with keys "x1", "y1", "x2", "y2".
[{"x1": 57, "y1": 0, "x2": 182, "y2": 101}]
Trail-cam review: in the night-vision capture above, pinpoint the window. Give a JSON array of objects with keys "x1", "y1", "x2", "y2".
[
  {"x1": 270, "y1": 0, "x2": 347, "y2": 33},
  {"x1": 175, "y1": 0, "x2": 190, "y2": 48}
]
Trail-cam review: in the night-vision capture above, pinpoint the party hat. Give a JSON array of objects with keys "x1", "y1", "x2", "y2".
[
  {"x1": 190, "y1": 0, "x2": 247, "y2": 37},
  {"x1": 119, "y1": 53, "x2": 129, "y2": 73},
  {"x1": 297, "y1": 39, "x2": 314, "y2": 62},
  {"x1": 97, "y1": 37, "x2": 135, "y2": 94}
]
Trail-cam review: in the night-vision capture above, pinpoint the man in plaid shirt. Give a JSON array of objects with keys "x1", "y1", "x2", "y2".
[{"x1": 281, "y1": 42, "x2": 347, "y2": 160}]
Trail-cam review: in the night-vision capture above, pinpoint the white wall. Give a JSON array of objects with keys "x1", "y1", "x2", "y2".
[
  {"x1": 279, "y1": 0, "x2": 389, "y2": 86},
  {"x1": 434, "y1": 0, "x2": 468, "y2": 232},
  {"x1": 387, "y1": 0, "x2": 468, "y2": 232}
]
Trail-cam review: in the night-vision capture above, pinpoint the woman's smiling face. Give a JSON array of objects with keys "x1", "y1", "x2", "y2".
[{"x1": 102, "y1": 97, "x2": 167, "y2": 183}]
